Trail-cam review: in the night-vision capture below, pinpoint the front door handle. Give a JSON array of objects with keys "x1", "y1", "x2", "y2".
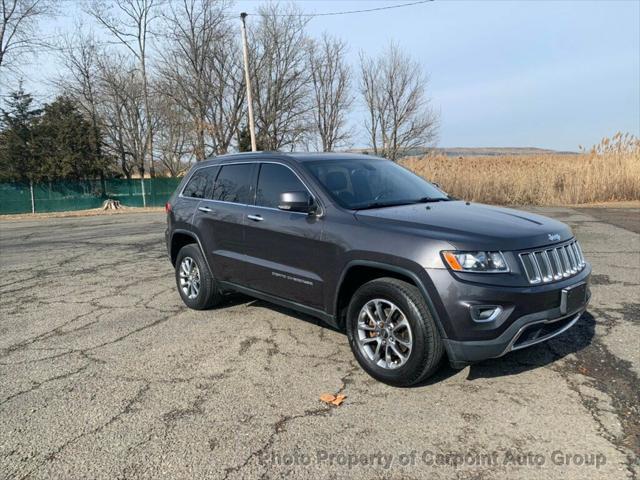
[
  {"x1": 247, "y1": 214, "x2": 264, "y2": 222},
  {"x1": 198, "y1": 206, "x2": 212, "y2": 213}
]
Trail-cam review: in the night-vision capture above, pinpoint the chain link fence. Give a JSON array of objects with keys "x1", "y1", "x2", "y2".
[{"x1": 0, "y1": 178, "x2": 182, "y2": 215}]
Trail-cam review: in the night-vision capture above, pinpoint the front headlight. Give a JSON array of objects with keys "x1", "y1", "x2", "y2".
[{"x1": 442, "y1": 251, "x2": 509, "y2": 273}]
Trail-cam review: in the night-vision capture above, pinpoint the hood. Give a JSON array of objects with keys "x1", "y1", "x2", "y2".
[{"x1": 354, "y1": 200, "x2": 573, "y2": 251}]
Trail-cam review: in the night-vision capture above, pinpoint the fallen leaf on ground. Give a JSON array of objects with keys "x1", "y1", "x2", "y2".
[
  {"x1": 320, "y1": 393, "x2": 336, "y2": 404},
  {"x1": 320, "y1": 393, "x2": 347, "y2": 406}
]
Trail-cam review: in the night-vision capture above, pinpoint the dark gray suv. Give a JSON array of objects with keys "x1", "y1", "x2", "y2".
[{"x1": 165, "y1": 152, "x2": 591, "y2": 386}]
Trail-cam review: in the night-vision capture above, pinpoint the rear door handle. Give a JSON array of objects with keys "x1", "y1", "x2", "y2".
[
  {"x1": 247, "y1": 214, "x2": 264, "y2": 222},
  {"x1": 198, "y1": 206, "x2": 212, "y2": 213}
]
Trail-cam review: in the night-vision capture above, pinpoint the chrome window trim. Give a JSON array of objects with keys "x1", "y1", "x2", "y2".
[{"x1": 179, "y1": 160, "x2": 323, "y2": 216}]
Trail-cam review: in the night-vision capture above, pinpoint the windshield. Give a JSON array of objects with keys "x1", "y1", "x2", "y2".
[{"x1": 303, "y1": 158, "x2": 449, "y2": 210}]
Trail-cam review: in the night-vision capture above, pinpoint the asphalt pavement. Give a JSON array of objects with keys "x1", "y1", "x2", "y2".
[{"x1": 0, "y1": 206, "x2": 638, "y2": 479}]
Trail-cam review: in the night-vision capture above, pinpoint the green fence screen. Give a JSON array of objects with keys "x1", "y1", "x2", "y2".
[{"x1": 0, "y1": 178, "x2": 183, "y2": 215}]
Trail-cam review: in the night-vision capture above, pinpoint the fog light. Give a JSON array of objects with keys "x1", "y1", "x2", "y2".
[{"x1": 470, "y1": 305, "x2": 503, "y2": 323}]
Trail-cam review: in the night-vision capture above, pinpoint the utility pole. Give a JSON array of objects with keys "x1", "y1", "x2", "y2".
[{"x1": 240, "y1": 12, "x2": 257, "y2": 152}]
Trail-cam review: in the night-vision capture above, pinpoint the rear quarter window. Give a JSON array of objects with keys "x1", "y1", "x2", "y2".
[{"x1": 182, "y1": 166, "x2": 219, "y2": 199}]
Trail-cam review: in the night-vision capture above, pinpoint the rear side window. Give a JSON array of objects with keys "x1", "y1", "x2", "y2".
[
  {"x1": 256, "y1": 163, "x2": 307, "y2": 208},
  {"x1": 212, "y1": 163, "x2": 253, "y2": 204},
  {"x1": 182, "y1": 168, "x2": 216, "y2": 199}
]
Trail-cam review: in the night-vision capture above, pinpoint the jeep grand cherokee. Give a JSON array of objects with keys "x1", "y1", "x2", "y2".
[{"x1": 165, "y1": 152, "x2": 591, "y2": 386}]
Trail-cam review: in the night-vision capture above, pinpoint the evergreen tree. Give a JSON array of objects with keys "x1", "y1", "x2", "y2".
[
  {"x1": 237, "y1": 124, "x2": 267, "y2": 152},
  {"x1": 0, "y1": 87, "x2": 42, "y2": 182},
  {"x1": 237, "y1": 125, "x2": 252, "y2": 152},
  {"x1": 33, "y1": 97, "x2": 109, "y2": 181}
]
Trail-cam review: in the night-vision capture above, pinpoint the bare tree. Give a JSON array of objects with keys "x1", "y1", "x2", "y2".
[
  {"x1": 308, "y1": 33, "x2": 352, "y2": 151},
  {"x1": 43, "y1": 27, "x2": 134, "y2": 182},
  {"x1": 359, "y1": 43, "x2": 438, "y2": 161},
  {"x1": 206, "y1": 29, "x2": 245, "y2": 154},
  {"x1": 97, "y1": 53, "x2": 148, "y2": 178},
  {"x1": 249, "y1": 3, "x2": 313, "y2": 151},
  {"x1": 0, "y1": 0, "x2": 55, "y2": 76},
  {"x1": 55, "y1": 30, "x2": 106, "y2": 175},
  {"x1": 155, "y1": 94, "x2": 193, "y2": 177},
  {"x1": 159, "y1": 0, "x2": 244, "y2": 159},
  {"x1": 87, "y1": 0, "x2": 158, "y2": 176}
]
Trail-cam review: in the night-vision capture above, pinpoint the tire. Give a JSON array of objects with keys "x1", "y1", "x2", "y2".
[
  {"x1": 346, "y1": 277, "x2": 444, "y2": 387},
  {"x1": 175, "y1": 244, "x2": 222, "y2": 310}
]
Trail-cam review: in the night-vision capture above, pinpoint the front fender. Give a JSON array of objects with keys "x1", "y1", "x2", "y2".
[{"x1": 332, "y1": 258, "x2": 449, "y2": 340}]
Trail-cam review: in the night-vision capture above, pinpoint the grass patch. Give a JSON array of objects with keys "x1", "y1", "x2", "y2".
[{"x1": 402, "y1": 133, "x2": 640, "y2": 205}]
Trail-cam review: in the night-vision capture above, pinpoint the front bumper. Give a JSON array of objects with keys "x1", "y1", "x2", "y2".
[
  {"x1": 443, "y1": 306, "x2": 588, "y2": 367},
  {"x1": 423, "y1": 264, "x2": 591, "y2": 367}
]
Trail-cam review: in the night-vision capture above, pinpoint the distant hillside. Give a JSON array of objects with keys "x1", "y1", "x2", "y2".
[
  {"x1": 347, "y1": 147, "x2": 578, "y2": 157},
  {"x1": 430, "y1": 147, "x2": 578, "y2": 157}
]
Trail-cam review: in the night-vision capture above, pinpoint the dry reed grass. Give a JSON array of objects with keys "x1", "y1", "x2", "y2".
[{"x1": 402, "y1": 133, "x2": 640, "y2": 205}]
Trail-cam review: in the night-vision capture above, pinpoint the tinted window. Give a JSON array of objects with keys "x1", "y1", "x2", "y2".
[
  {"x1": 201, "y1": 166, "x2": 220, "y2": 199},
  {"x1": 304, "y1": 158, "x2": 448, "y2": 209},
  {"x1": 256, "y1": 164, "x2": 307, "y2": 208},
  {"x1": 182, "y1": 166, "x2": 219, "y2": 199},
  {"x1": 212, "y1": 163, "x2": 253, "y2": 204}
]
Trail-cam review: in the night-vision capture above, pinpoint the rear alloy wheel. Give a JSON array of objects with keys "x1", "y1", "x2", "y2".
[
  {"x1": 179, "y1": 256, "x2": 201, "y2": 299},
  {"x1": 175, "y1": 244, "x2": 222, "y2": 310},
  {"x1": 346, "y1": 277, "x2": 444, "y2": 387}
]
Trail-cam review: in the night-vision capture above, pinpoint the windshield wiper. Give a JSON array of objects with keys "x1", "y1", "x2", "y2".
[
  {"x1": 355, "y1": 197, "x2": 451, "y2": 210},
  {"x1": 414, "y1": 196, "x2": 451, "y2": 203},
  {"x1": 355, "y1": 201, "x2": 418, "y2": 210}
]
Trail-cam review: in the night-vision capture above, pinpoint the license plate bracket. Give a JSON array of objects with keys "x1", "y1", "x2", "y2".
[{"x1": 560, "y1": 282, "x2": 587, "y2": 314}]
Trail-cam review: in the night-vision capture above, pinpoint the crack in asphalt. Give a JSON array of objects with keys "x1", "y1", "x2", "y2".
[
  {"x1": 546, "y1": 309, "x2": 640, "y2": 479},
  {"x1": 1, "y1": 210, "x2": 638, "y2": 479},
  {"x1": 221, "y1": 363, "x2": 358, "y2": 480},
  {"x1": 17, "y1": 383, "x2": 151, "y2": 480},
  {"x1": 160, "y1": 371, "x2": 231, "y2": 424},
  {"x1": 0, "y1": 364, "x2": 90, "y2": 409},
  {"x1": 0, "y1": 310, "x2": 97, "y2": 359}
]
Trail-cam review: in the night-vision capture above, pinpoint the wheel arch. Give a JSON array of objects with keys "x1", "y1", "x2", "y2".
[
  {"x1": 170, "y1": 229, "x2": 214, "y2": 277},
  {"x1": 334, "y1": 260, "x2": 447, "y2": 339}
]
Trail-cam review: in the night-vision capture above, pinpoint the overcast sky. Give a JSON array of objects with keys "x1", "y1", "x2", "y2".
[{"x1": 7, "y1": 0, "x2": 640, "y2": 151}]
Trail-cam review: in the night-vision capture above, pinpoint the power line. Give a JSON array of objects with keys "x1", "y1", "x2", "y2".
[
  {"x1": 55, "y1": 0, "x2": 434, "y2": 18},
  {"x1": 238, "y1": 0, "x2": 434, "y2": 18},
  {"x1": 40, "y1": 1, "x2": 435, "y2": 49}
]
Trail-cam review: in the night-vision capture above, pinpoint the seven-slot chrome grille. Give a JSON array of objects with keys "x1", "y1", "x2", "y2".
[{"x1": 519, "y1": 240, "x2": 586, "y2": 284}]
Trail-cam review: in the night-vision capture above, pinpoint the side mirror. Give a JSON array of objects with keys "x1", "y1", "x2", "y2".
[{"x1": 278, "y1": 191, "x2": 316, "y2": 214}]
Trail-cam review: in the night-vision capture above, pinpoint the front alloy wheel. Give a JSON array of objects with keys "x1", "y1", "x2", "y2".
[
  {"x1": 356, "y1": 299, "x2": 413, "y2": 369},
  {"x1": 346, "y1": 277, "x2": 444, "y2": 387}
]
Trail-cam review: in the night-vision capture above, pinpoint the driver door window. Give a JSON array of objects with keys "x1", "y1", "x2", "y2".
[{"x1": 256, "y1": 163, "x2": 308, "y2": 208}]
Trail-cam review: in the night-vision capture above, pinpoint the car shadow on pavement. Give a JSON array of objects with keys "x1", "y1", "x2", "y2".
[
  {"x1": 465, "y1": 311, "x2": 596, "y2": 381},
  {"x1": 219, "y1": 293, "x2": 596, "y2": 387},
  {"x1": 220, "y1": 292, "x2": 345, "y2": 334},
  {"x1": 378, "y1": 311, "x2": 596, "y2": 388}
]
